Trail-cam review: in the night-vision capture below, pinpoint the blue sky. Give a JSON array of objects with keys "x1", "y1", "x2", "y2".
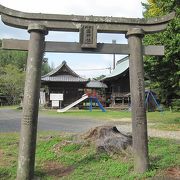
[{"x1": 0, "y1": 0, "x2": 147, "y2": 78}]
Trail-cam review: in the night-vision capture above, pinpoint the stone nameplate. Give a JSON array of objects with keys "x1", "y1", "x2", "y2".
[{"x1": 80, "y1": 25, "x2": 97, "y2": 48}]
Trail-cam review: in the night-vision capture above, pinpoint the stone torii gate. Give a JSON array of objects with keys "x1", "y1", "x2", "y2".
[{"x1": 0, "y1": 4, "x2": 174, "y2": 179}]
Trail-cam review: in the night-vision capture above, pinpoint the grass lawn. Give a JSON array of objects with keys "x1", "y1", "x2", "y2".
[
  {"x1": 0, "y1": 105, "x2": 18, "y2": 109},
  {"x1": 0, "y1": 105, "x2": 179, "y2": 179},
  {"x1": 41, "y1": 109, "x2": 180, "y2": 131},
  {"x1": 40, "y1": 109, "x2": 131, "y2": 120},
  {"x1": 0, "y1": 131, "x2": 180, "y2": 180},
  {"x1": 146, "y1": 111, "x2": 180, "y2": 131}
]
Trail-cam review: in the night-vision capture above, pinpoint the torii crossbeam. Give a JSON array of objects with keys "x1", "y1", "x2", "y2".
[{"x1": 2, "y1": 39, "x2": 165, "y2": 55}]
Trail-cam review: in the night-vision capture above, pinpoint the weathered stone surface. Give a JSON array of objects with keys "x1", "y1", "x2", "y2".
[
  {"x1": 79, "y1": 125, "x2": 132, "y2": 155},
  {"x1": 0, "y1": 4, "x2": 175, "y2": 33},
  {"x1": 2, "y1": 39, "x2": 165, "y2": 56},
  {"x1": 16, "y1": 28, "x2": 47, "y2": 180},
  {"x1": 126, "y1": 28, "x2": 149, "y2": 172}
]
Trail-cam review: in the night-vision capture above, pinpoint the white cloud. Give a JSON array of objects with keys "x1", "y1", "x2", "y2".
[{"x1": 0, "y1": 0, "x2": 147, "y2": 17}]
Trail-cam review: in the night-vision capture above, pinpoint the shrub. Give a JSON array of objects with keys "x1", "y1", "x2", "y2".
[{"x1": 171, "y1": 99, "x2": 180, "y2": 112}]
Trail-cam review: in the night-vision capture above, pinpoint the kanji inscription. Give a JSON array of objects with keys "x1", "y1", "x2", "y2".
[{"x1": 80, "y1": 25, "x2": 97, "y2": 48}]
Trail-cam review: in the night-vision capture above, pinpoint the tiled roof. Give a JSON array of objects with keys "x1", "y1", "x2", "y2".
[
  {"x1": 41, "y1": 61, "x2": 88, "y2": 82},
  {"x1": 102, "y1": 56, "x2": 129, "y2": 81},
  {"x1": 41, "y1": 75, "x2": 87, "y2": 82},
  {"x1": 86, "y1": 81, "x2": 108, "y2": 88},
  {"x1": 42, "y1": 61, "x2": 80, "y2": 78}
]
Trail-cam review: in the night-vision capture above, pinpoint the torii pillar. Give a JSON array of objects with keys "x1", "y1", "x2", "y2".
[
  {"x1": 16, "y1": 24, "x2": 48, "y2": 180},
  {"x1": 126, "y1": 28, "x2": 149, "y2": 172}
]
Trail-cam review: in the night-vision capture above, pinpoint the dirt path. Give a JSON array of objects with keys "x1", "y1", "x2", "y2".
[
  {"x1": 107, "y1": 119, "x2": 180, "y2": 140},
  {"x1": 148, "y1": 128, "x2": 180, "y2": 140}
]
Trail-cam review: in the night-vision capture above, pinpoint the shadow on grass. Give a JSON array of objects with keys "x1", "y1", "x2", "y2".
[{"x1": 36, "y1": 152, "x2": 100, "y2": 179}]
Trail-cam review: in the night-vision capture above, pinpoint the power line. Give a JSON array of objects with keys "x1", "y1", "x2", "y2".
[{"x1": 74, "y1": 67, "x2": 111, "y2": 71}]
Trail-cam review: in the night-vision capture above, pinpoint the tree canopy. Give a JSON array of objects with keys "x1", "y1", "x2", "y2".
[
  {"x1": 142, "y1": 0, "x2": 180, "y2": 105},
  {"x1": 0, "y1": 49, "x2": 27, "y2": 70},
  {"x1": 0, "y1": 64, "x2": 25, "y2": 104},
  {"x1": 0, "y1": 43, "x2": 27, "y2": 104},
  {"x1": 0, "y1": 40, "x2": 52, "y2": 105}
]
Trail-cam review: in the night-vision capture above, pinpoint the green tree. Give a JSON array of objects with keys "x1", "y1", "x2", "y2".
[
  {"x1": 142, "y1": 0, "x2": 180, "y2": 105},
  {"x1": 41, "y1": 58, "x2": 53, "y2": 75},
  {"x1": 0, "y1": 40, "x2": 53, "y2": 105},
  {"x1": 93, "y1": 75, "x2": 106, "y2": 81},
  {"x1": 0, "y1": 65, "x2": 25, "y2": 104},
  {"x1": 0, "y1": 40, "x2": 52, "y2": 74},
  {"x1": 0, "y1": 41, "x2": 27, "y2": 104},
  {"x1": 0, "y1": 50, "x2": 27, "y2": 70}
]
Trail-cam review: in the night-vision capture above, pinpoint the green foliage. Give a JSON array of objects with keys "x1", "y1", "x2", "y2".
[
  {"x1": 41, "y1": 58, "x2": 53, "y2": 76},
  {"x1": 0, "y1": 133, "x2": 19, "y2": 180},
  {"x1": 0, "y1": 49, "x2": 27, "y2": 70},
  {"x1": 93, "y1": 74, "x2": 106, "y2": 81},
  {"x1": 147, "y1": 111, "x2": 180, "y2": 131},
  {"x1": 149, "y1": 138, "x2": 180, "y2": 169},
  {"x1": 62, "y1": 144, "x2": 81, "y2": 152},
  {"x1": 0, "y1": 132, "x2": 180, "y2": 179},
  {"x1": 142, "y1": 0, "x2": 180, "y2": 105},
  {"x1": 0, "y1": 40, "x2": 52, "y2": 104},
  {"x1": 41, "y1": 61, "x2": 53, "y2": 76},
  {"x1": 36, "y1": 137, "x2": 61, "y2": 161},
  {"x1": 171, "y1": 99, "x2": 180, "y2": 111},
  {"x1": 104, "y1": 161, "x2": 130, "y2": 177},
  {"x1": 0, "y1": 46, "x2": 27, "y2": 105},
  {"x1": 41, "y1": 109, "x2": 131, "y2": 120},
  {"x1": 0, "y1": 64, "x2": 25, "y2": 104}
]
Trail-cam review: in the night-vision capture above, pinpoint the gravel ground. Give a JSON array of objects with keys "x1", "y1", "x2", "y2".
[
  {"x1": 105, "y1": 118, "x2": 180, "y2": 140},
  {"x1": 107, "y1": 121, "x2": 180, "y2": 140}
]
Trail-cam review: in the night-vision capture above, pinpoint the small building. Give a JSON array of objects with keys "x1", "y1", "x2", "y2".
[
  {"x1": 102, "y1": 56, "x2": 130, "y2": 108},
  {"x1": 41, "y1": 61, "x2": 88, "y2": 107},
  {"x1": 102, "y1": 56, "x2": 161, "y2": 111},
  {"x1": 86, "y1": 80, "x2": 108, "y2": 107}
]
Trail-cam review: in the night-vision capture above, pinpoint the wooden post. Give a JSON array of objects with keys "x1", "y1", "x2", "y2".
[
  {"x1": 17, "y1": 24, "x2": 48, "y2": 180},
  {"x1": 126, "y1": 28, "x2": 149, "y2": 173}
]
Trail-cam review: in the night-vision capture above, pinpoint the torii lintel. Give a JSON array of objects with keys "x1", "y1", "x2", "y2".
[{"x1": 0, "y1": 4, "x2": 175, "y2": 33}]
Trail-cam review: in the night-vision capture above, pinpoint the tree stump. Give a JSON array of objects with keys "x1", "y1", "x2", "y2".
[{"x1": 79, "y1": 125, "x2": 132, "y2": 155}]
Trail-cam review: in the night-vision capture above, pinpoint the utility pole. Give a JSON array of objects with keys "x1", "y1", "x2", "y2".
[
  {"x1": 108, "y1": 66, "x2": 112, "y2": 73},
  {"x1": 112, "y1": 39, "x2": 116, "y2": 70}
]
